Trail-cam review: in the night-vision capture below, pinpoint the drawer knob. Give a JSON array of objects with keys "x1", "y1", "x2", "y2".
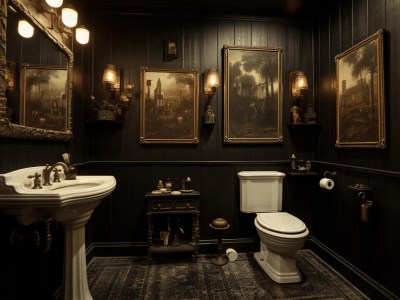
[
  {"x1": 186, "y1": 202, "x2": 190, "y2": 208},
  {"x1": 157, "y1": 203, "x2": 161, "y2": 208}
]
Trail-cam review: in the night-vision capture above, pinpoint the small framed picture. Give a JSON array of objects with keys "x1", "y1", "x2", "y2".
[{"x1": 164, "y1": 39, "x2": 178, "y2": 61}]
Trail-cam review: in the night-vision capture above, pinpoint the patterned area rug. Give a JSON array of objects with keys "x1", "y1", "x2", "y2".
[{"x1": 87, "y1": 249, "x2": 369, "y2": 299}]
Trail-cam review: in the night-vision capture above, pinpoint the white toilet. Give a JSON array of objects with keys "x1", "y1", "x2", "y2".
[{"x1": 238, "y1": 171, "x2": 309, "y2": 283}]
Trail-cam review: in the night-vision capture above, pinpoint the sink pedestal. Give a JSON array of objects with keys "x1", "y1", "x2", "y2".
[
  {"x1": 0, "y1": 167, "x2": 117, "y2": 300},
  {"x1": 62, "y1": 212, "x2": 94, "y2": 300}
]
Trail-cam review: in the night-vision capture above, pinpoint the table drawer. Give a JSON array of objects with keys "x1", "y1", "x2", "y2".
[
  {"x1": 175, "y1": 199, "x2": 198, "y2": 210},
  {"x1": 150, "y1": 200, "x2": 173, "y2": 211}
]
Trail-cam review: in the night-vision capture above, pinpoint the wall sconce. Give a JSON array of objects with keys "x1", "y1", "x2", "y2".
[
  {"x1": 203, "y1": 68, "x2": 219, "y2": 125},
  {"x1": 289, "y1": 71, "x2": 309, "y2": 124},
  {"x1": 75, "y1": 25, "x2": 90, "y2": 45},
  {"x1": 18, "y1": 20, "x2": 34, "y2": 38},
  {"x1": 102, "y1": 64, "x2": 120, "y2": 91},
  {"x1": 290, "y1": 71, "x2": 308, "y2": 98},
  {"x1": 90, "y1": 64, "x2": 131, "y2": 122},
  {"x1": 204, "y1": 68, "x2": 220, "y2": 97}
]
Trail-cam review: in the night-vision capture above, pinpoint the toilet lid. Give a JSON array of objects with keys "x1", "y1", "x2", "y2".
[{"x1": 256, "y1": 212, "x2": 306, "y2": 234}]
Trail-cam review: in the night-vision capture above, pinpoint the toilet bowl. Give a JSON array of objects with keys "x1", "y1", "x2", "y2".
[
  {"x1": 237, "y1": 171, "x2": 309, "y2": 284},
  {"x1": 253, "y1": 212, "x2": 309, "y2": 283}
]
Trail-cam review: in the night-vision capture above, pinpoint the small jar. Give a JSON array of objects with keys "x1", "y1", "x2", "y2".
[
  {"x1": 157, "y1": 180, "x2": 164, "y2": 190},
  {"x1": 165, "y1": 178, "x2": 172, "y2": 191}
]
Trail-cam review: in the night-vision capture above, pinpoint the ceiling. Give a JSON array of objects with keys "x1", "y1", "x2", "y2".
[{"x1": 88, "y1": 0, "x2": 323, "y2": 18}]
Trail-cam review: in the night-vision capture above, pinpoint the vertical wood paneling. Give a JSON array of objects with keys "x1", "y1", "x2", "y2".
[
  {"x1": 368, "y1": 0, "x2": 386, "y2": 34},
  {"x1": 353, "y1": 0, "x2": 368, "y2": 43},
  {"x1": 385, "y1": 0, "x2": 400, "y2": 171}
]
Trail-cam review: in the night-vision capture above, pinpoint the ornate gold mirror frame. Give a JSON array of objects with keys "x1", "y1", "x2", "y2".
[{"x1": 0, "y1": 0, "x2": 73, "y2": 140}]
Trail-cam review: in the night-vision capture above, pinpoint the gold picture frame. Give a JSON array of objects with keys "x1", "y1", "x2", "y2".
[
  {"x1": 223, "y1": 45, "x2": 283, "y2": 144},
  {"x1": 335, "y1": 29, "x2": 386, "y2": 148},
  {"x1": 20, "y1": 64, "x2": 68, "y2": 132},
  {"x1": 140, "y1": 67, "x2": 199, "y2": 144}
]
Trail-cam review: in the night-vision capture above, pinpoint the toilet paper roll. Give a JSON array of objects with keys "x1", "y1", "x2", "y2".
[
  {"x1": 319, "y1": 178, "x2": 334, "y2": 190},
  {"x1": 226, "y1": 248, "x2": 238, "y2": 262}
]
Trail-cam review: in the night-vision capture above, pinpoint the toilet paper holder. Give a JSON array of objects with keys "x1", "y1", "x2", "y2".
[
  {"x1": 323, "y1": 171, "x2": 337, "y2": 179},
  {"x1": 358, "y1": 191, "x2": 373, "y2": 223}
]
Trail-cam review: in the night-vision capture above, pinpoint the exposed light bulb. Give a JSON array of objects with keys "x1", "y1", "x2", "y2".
[
  {"x1": 61, "y1": 6, "x2": 78, "y2": 28},
  {"x1": 45, "y1": 0, "x2": 63, "y2": 8},
  {"x1": 18, "y1": 20, "x2": 34, "y2": 38},
  {"x1": 76, "y1": 26, "x2": 90, "y2": 45}
]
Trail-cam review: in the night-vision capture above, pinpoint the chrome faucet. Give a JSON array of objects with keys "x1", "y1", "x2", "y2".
[{"x1": 42, "y1": 153, "x2": 78, "y2": 186}]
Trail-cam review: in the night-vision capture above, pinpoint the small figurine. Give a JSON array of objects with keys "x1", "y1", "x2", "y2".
[{"x1": 290, "y1": 105, "x2": 301, "y2": 124}]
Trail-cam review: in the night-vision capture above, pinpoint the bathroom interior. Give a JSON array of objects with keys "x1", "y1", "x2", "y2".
[{"x1": 0, "y1": 0, "x2": 399, "y2": 299}]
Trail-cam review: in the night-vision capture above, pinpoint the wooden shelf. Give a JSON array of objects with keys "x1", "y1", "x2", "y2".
[
  {"x1": 150, "y1": 242, "x2": 195, "y2": 253},
  {"x1": 287, "y1": 171, "x2": 318, "y2": 176},
  {"x1": 287, "y1": 123, "x2": 320, "y2": 130}
]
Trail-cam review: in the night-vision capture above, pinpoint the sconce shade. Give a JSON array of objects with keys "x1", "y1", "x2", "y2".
[
  {"x1": 45, "y1": 0, "x2": 63, "y2": 8},
  {"x1": 290, "y1": 71, "x2": 308, "y2": 97},
  {"x1": 61, "y1": 6, "x2": 78, "y2": 28},
  {"x1": 204, "y1": 68, "x2": 220, "y2": 95},
  {"x1": 102, "y1": 64, "x2": 120, "y2": 89},
  {"x1": 76, "y1": 26, "x2": 90, "y2": 45},
  {"x1": 18, "y1": 20, "x2": 34, "y2": 38}
]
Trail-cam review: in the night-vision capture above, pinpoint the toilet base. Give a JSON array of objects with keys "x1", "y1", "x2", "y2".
[{"x1": 254, "y1": 251, "x2": 302, "y2": 283}]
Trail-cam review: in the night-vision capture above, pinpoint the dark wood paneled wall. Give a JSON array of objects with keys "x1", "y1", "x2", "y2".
[
  {"x1": 312, "y1": 0, "x2": 400, "y2": 297},
  {"x1": 2, "y1": 0, "x2": 400, "y2": 298}
]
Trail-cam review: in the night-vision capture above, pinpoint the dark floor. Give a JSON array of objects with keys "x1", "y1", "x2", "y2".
[{"x1": 87, "y1": 249, "x2": 370, "y2": 299}]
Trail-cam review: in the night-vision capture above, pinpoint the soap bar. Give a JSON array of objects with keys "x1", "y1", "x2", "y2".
[{"x1": 171, "y1": 191, "x2": 181, "y2": 195}]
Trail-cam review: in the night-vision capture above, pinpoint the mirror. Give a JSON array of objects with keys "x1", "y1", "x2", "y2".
[{"x1": 0, "y1": 0, "x2": 73, "y2": 141}]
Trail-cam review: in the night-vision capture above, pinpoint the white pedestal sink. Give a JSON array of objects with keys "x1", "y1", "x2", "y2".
[{"x1": 0, "y1": 166, "x2": 116, "y2": 300}]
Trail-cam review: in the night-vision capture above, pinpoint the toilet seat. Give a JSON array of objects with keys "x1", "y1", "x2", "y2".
[{"x1": 256, "y1": 212, "x2": 307, "y2": 234}]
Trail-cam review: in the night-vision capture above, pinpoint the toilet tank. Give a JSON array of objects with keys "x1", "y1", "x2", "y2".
[{"x1": 237, "y1": 171, "x2": 286, "y2": 213}]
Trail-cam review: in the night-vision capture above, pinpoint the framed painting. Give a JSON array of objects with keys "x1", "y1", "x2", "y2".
[
  {"x1": 335, "y1": 29, "x2": 386, "y2": 148},
  {"x1": 164, "y1": 39, "x2": 179, "y2": 61},
  {"x1": 223, "y1": 45, "x2": 283, "y2": 144},
  {"x1": 20, "y1": 64, "x2": 68, "y2": 131},
  {"x1": 140, "y1": 67, "x2": 199, "y2": 144}
]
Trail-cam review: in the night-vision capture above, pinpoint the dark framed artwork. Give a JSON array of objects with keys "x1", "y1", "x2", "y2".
[
  {"x1": 223, "y1": 45, "x2": 283, "y2": 144},
  {"x1": 20, "y1": 64, "x2": 68, "y2": 131},
  {"x1": 140, "y1": 67, "x2": 199, "y2": 144},
  {"x1": 164, "y1": 39, "x2": 178, "y2": 61},
  {"x1": 335, "y1": 29, "x2": 386, "y2": 148}
]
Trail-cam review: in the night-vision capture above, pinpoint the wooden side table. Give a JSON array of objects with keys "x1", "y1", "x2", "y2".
[{"x1": 145, "y1": 191, "x2": 200, "y2": 260}]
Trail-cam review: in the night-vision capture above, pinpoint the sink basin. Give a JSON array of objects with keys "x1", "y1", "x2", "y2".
[
  {"x1": 0, "y1": 166, "x2": 116, "y2": 300},
  {"x1": 0, "y1": 166, "x2": 116, "y2": 225}
]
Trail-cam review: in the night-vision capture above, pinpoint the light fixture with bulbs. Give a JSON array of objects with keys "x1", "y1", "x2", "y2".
[{"x1": 30, "y1": 0, "x2": 90, "y2": 45}]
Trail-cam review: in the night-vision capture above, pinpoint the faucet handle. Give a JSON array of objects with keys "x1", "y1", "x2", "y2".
[
  {"x1": 53, "y1": 168, "x2": 62, "y2": 182},
  {"x1": 27, "y1": 173, "x2": 43, "y2": 189}
]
